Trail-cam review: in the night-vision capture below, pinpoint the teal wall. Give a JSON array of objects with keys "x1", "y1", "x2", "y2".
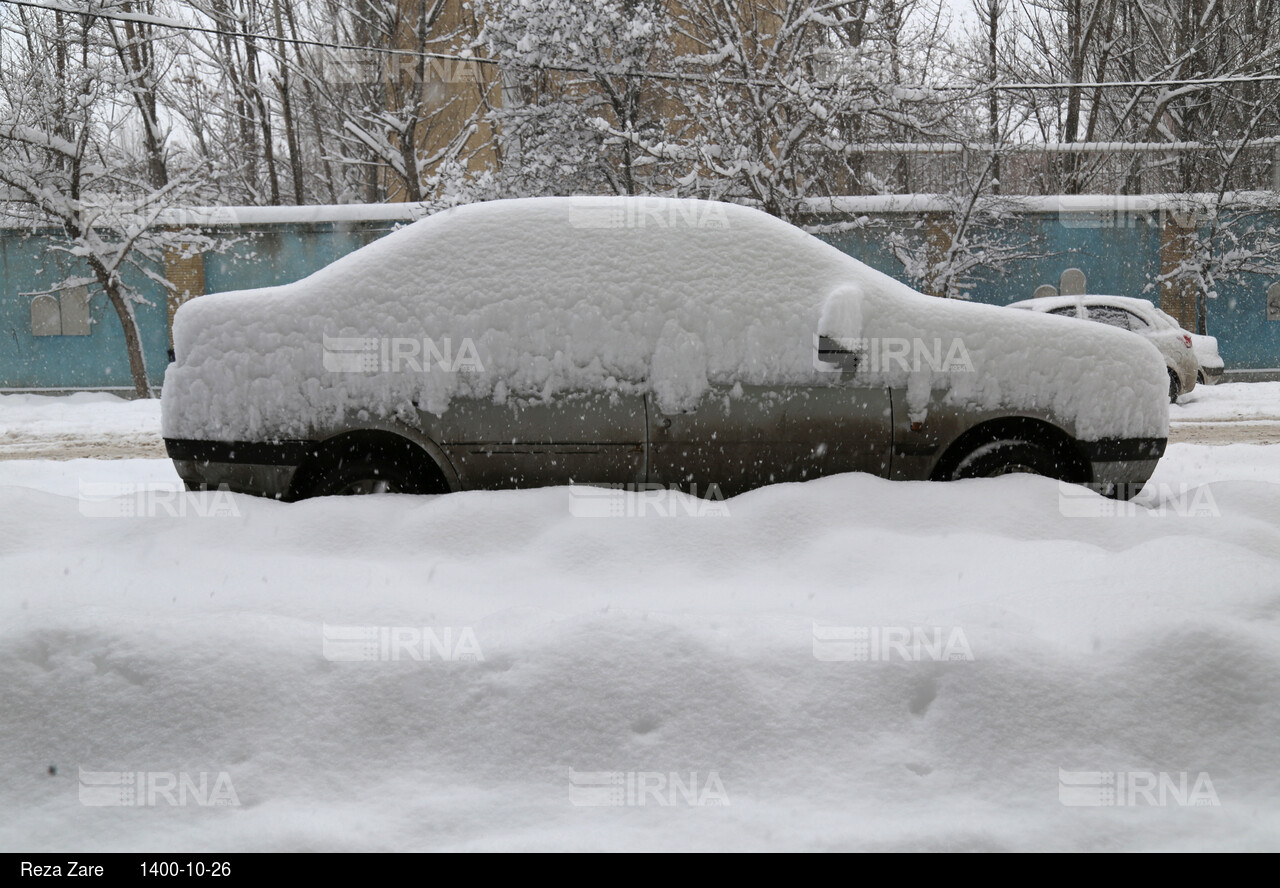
[
  {"x1": 0, "y1": 221, "x2": 400, "y2": 390},
  {"x1": 201, "y1": 224, "x2": 392, "y2": 295},
  {"x1": 0, "y1": 234, "x2": 171, "y2": 389},
  {"x1": 1, "y1": 210, "x2": 1277, "y2": 390},
  {"x1": 822, "y1": 211, "x2": 1277, "y2": 370}
]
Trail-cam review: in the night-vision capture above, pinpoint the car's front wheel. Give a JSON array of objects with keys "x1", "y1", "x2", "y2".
[{"x1": 950, "y1": 439, "x2": 1068, "y2": 480}]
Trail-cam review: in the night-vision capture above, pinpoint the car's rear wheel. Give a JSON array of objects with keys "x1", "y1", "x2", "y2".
[
  {"x1": 300, "y1": 438, "x2": 443, "y2": 498},
  {"x1": 950, "y1": 439, "x2": 1068, "y2": 480},
  {"x1": 307, "y1": 454, "x2": 417, "y2": 497},
  {"x1": 1168, "y1": 368, "x2": 1182, "y2": 403}
]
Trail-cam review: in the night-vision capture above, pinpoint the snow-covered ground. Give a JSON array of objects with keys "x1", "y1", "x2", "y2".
[
  {"x1": 1169, "y1": 382, "x2": 1280, "y2": 445},
  {"x1": 1, "y1": 386, "x2": 1278, "y2": 851},
  {"x1": 1172, "y1": 381, "x2": 1280, "y2": 422},
  {"x1": 0, "y1": 393, "x2": 164, "y2": 459}
]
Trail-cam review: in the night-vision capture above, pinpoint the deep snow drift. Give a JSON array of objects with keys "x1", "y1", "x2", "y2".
[{"x1": 1, "y1": 449, "x2": 1277, "y2": 851}]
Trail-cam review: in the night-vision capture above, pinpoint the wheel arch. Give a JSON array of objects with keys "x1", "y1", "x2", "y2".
[
  {"x1": 928, "y1": 415, "x2": 1091, "y2": 483},
  {"x1": 286, "y1": 425, "x2": 460, "y2": 501}
]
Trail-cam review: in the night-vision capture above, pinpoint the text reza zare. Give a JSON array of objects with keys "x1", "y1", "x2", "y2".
[{"x1": 20, "y1": 862, "x2": 104, "y2": 877}]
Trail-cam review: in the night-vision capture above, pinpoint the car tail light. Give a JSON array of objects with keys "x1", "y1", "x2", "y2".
[{"x1": 1182, "y1": 334, "x2": 1193, "y2": 348}]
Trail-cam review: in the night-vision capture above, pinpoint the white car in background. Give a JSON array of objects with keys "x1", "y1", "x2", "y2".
[
  {"x1": 1007, "y1": 294, "x2": 1203, "y2": 402},
  {"x1": 1189, "y1": 332, "x2": 1225, "y2": 386}
]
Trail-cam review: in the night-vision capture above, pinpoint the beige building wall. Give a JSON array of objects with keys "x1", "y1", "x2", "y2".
[
  {"x1": 164, "y1": 244, "x2": 205, "y2": 347},
  {"x1": 386, "y1": 0, "x2": 500, "y2": 201},
  {"x1": 392, "y1": 0, "x2": 791, "y2": 200}
]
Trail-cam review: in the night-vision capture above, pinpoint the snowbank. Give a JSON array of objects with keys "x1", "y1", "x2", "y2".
[
  {"x1": 0, "y1": 448, "x2": 1277, "y2": 851},
  {"x1": 0, "y1": 393, "x2": 163, "y2": 459},
  {"x1": 1172, "y1": 381, "x2": 1280, "y2": 423},
  {"x1": 0, "y1": 393, "x2": 160, "y2": 443},
  {"x1": 163, "y1": 197, "x2": 1167, "y2": 443}
]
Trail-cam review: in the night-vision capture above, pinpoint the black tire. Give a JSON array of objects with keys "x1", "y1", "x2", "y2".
[
  {"x1": 303, "y1": 440, "x2": 440, "y2": 498},
  {"x1": 950, "y1": 439, "x2": 1071, "y2": 481},
  {"x1": 1168, "y1": 368, "x2": 1181, "y2": 403},
  {"x1": 1196, "y1": 370, "x2": 1205, "y2": 385}
]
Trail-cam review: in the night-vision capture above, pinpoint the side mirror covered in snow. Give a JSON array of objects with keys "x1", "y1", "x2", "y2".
[
  {"x1": 815, "y1": 284, "x2": 867, "y2": 375},
  {"x1": 814, "y1": 334, "x2": 862, "y2": 374}
]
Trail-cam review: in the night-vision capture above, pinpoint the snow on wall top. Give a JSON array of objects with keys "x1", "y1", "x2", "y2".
[
  {"x1": 162, "y1": 196, "x2": 1168, "y2": 442},
  {"x1": 7, "y1": 192, "x2": 1272, "y2": 232}
]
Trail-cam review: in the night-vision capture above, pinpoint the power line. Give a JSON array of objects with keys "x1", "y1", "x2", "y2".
[
  {"x1": 0, "y1": 0, "x2": 491, "y2": 68},
  {"x1": 3, "y1": 0, "x2": 1280, "y2": 93},
  {"x1": 996, "y1": 73, "x2": 1280, "y2": 90},
  {"x1": 0, "y1": 0, "x2": 752, "y2": 87},
  {"x1": 848, "y1": 136, "x2": 1280, "y2": 154}
]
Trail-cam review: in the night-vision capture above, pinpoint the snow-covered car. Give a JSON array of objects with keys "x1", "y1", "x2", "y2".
[
  {"x1": 162, "y1": 197, "x2": 1169, "y2": 501},
  {"x1": 1006, "y1": 294, "x2": 1200, "y2": 402}
]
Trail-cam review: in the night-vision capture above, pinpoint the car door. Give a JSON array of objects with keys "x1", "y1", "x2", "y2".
[
  {"x1": 1084, "y1": 305, "x2": 1132, "y2": 330},
  {"x1": 427, "y1": 393, "x2": 647, "y2": 490},
  {"x1": 1086, "y1": 303, "x2": 1168, "y2": 351},
  {"x1": 646, "y1": 380, "x2": 892, "y2": 498}
]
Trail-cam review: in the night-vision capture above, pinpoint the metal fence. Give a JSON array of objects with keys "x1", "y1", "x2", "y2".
[{"x1": 838, "y1": 140, "x2": 1280, "y2": 196}]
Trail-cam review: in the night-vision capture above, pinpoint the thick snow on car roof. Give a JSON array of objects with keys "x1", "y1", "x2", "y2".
[
  {"x1": 1008, "y1": 294, "x2": 1188, "y2": 332},
  {"x1": 1011, "y1": 293, "x2": 1159, "y2": 314},
  {"x1": 169, "y1": 197, "x2": 873, "y2": 417},
  {"x1": 164, "y1": 197, "x2": 1167, "y2": 442}
]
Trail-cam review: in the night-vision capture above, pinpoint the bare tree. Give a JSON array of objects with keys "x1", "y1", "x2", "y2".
[
  {"x1": 104, "y1": 0, "x2": 170, "y2": 189},
  {"x1": 477, "y1": 0, "x2": 680, "y2": 198},
  {"x1": 886, "y1": 150, "x2": 1049, "y2": 299},
  {"x1": 0, "y1": 6, "x2": 214, "y2": 396},
  {"x1": 658, "y1": 0, "x2": 954, "y2": 219},
  {"x1": 1155, "y1": 102, "x2": 1280, "y2": 333}
]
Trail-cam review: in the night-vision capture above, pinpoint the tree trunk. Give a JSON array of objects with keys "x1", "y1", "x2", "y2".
[
  {"x1": 93, "y1": 262, "x2": 153, "y2": 398},
  {"x1": 273, "y1": 0, "x2": 305, "y2": 204},
  {"x1": 1062, "y1": 0, "x2": 1084, "y2": 193},
  {"x1": 117, "y1": 6, "x2": 168, "y2": 190},
  {"x1": 283, "y1": 0, "x2": 338, "y2": 202},
  {"x1": 243, "y1": 33, "x2": 281, "y2": 205},
  {"x1": 987, "y1": 0, "x2": 1000, "y2": 193}
]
